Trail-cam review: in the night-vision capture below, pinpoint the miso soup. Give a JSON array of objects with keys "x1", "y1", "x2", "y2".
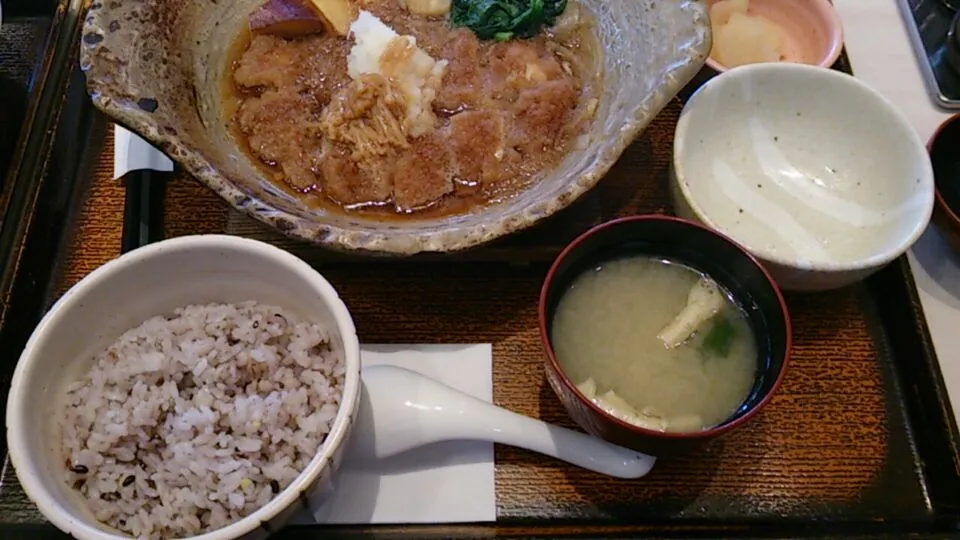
[{"x1": 550, "y1": 256, "x2": 758, "y2": 433}]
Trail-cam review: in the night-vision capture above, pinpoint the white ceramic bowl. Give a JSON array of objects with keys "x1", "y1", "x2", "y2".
[
  {"x1": 5, "y1": 235, "x2": 362, "y2": 540},
  {"x1": 671, "y1": 63, "x2": 935, "y2": 291}
]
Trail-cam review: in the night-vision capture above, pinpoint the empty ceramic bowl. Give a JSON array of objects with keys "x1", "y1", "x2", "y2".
[
  {"x1": 929, "y1": 113, "x2": 960, "y2": 254},
  {"x1": 538, "y1": 215, "x2": 791, "y2": 456},
  {"x1": 79, "y1": 0, "x2": 710, "y2": 256},
  {"x1": 672, "y1": 63, "x2": 935, "y2": 292},
  {"x1": 5, "y1": 235, "x2": 362, "y2": 540},
  {"x1": 704, "y1": 0, "x2": 843, "y2": 73}
]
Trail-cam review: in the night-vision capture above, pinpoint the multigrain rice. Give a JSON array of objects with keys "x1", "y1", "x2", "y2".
[{"x1": 61, "y1": 301, "x2": 344, "y2": 539}]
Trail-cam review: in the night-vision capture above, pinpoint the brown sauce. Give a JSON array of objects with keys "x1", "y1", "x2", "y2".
[{"x1": 223, "y1": 0, "x2": 597, "y2": 219}]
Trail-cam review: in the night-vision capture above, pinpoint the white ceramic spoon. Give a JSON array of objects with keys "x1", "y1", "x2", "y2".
[{"x1": 349, "y1": 365, "x2": 657, "y2": 479}]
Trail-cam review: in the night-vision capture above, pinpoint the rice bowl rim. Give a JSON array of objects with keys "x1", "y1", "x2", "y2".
[{"x1": 4, "y1": 234, "x2": 362, "y2": 540}]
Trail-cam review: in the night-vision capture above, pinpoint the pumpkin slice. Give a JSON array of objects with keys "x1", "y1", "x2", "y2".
[{"x1": 305, "y1": 0, "x2": 359, "y2": 35}]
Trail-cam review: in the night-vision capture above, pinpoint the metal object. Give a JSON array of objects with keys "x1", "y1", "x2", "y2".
[{"x1": 899, "y1": 0, "x2": 960, "y2": 108}]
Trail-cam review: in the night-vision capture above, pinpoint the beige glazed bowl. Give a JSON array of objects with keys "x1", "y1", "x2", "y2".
[
  {"x1": 78, "y1": 0, "x2": 710, "y2": 255},
  {"x1": 5, "y1": 235, "x2": 362, "y2": 540},
  {"x1": 671, "y1": 63, "x2": 935, "y2": 292}
]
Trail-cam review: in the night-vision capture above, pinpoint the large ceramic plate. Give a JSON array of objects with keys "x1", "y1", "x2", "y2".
[{"x1": 79, "y1": 0, "x2": 710, "y2": 255}]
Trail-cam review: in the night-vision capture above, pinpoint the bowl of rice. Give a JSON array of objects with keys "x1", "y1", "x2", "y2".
[{"x1": 5, "y1": 234, "x2": 361, "y2": 540}]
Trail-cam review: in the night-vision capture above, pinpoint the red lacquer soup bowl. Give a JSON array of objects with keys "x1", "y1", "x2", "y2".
[{"x1": 538, "y1": 215, "x2": 792, "y2": 456}]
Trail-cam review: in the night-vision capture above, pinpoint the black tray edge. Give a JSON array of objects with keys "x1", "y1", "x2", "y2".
[
  {"x1": 876, "y1": 257, "x2": 960, "y2": 527},
  {"x1": 0, "y1": 0, "x2": 104, "y2": 447}
]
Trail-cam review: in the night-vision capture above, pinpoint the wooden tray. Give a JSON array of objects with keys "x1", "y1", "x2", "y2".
[{"x1": 1, "y1": 1, "x2": 959, "y2": 538}]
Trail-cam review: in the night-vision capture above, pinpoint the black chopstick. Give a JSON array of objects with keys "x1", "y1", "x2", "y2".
[{"x1": 120, "y1": 169, "x2": 169, "y2": 254}]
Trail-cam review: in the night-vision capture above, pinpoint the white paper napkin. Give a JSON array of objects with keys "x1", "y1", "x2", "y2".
[
  {"x1": 113, "y1": 126, "x2": 173, "y2": 179},
  {"x1": 291, "y1": 344, "x2": 496, "y2": 525}
]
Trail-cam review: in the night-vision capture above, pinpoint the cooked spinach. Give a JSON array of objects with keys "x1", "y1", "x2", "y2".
[
  {"x1": 700, "y1": 316, "x2": 736, "y2": 359},
  {"x1": 450, "y1": 0, "x2": 567, "y2": 41}
]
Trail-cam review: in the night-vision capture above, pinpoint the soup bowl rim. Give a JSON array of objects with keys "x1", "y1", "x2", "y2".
[
  {"x1": 929, "y1": 113, "x2": 960, "y2": 245},
  {"x1": 537, "y1": 214, "x2": 792, "y2": 440}
]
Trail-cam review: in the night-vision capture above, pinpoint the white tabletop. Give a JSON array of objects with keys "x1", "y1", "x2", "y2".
[{"x1": 834, "y1": 0, "x2": 960, "y2": 423}]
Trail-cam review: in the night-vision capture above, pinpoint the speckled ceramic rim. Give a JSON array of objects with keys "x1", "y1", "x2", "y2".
[
  {"x1": 537, "y1": 214, "x2": 793, "y2": 441},
  {"x1": 703, "y1": 0, "x2": 844, "y2": 72},
  {"x1": 5, "y1": 235, "x2": 362, "y2": 540},
  {"x1": 929, "y1": 113, "x2": 960, "y2": 238},
  {"x1": 78, "y1": 0, "x2": 711, "y2": 256},
  {"x1": 674, "y1": 62, "x2": 936, "y2": 273}
]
